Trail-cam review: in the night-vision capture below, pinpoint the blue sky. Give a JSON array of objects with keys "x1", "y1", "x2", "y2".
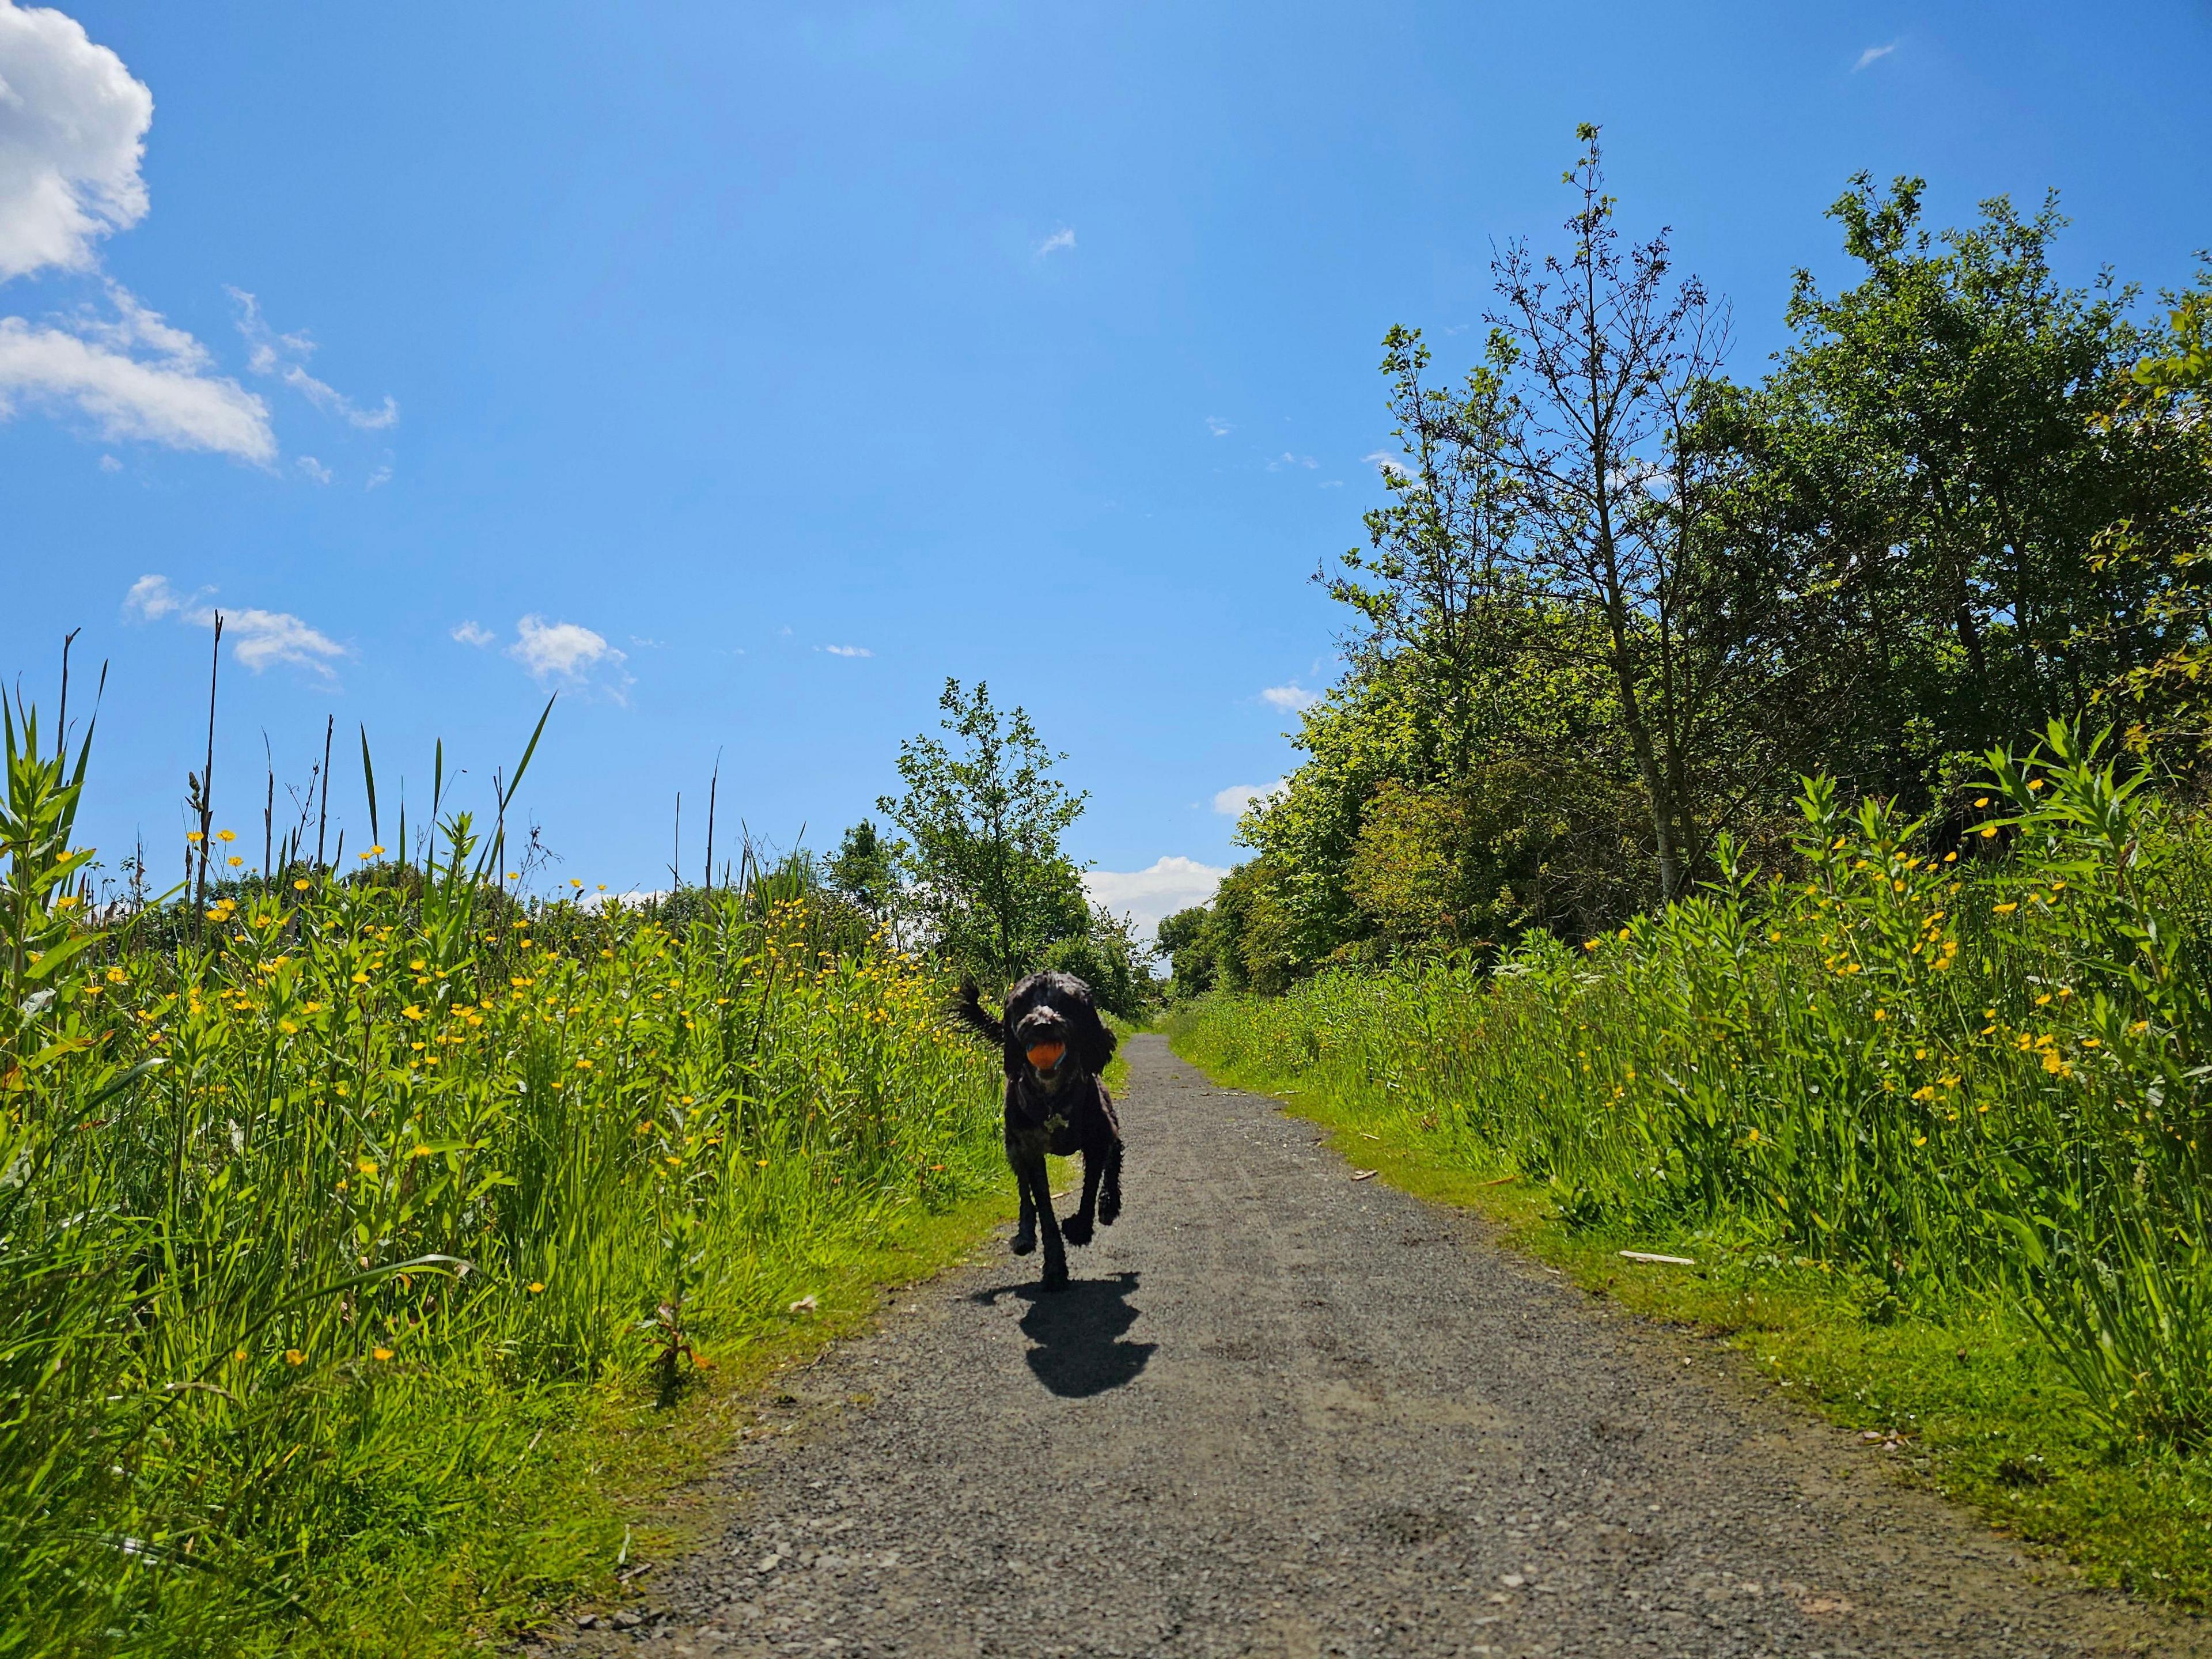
[{"x1": 4, "y1": 2, "x2": 2208, "y2": 937}]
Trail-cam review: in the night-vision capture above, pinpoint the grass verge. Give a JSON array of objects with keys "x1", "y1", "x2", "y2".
[{"x1": 1172, "y1": 1025, "x2": 2212, "y2": 1611}]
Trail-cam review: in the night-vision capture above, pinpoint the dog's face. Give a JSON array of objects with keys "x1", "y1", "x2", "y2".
[{"x1": 1013, "y1": 1004, "x2": 1071, "y2": 1093}]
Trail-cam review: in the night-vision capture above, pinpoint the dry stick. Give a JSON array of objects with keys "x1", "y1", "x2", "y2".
[
  {"x1": 314, "y1": 714, "x2": 334, "y2": 871},
  {"x1": 56, "y1": 627, "x2": 78, "y2": 762},
  {"x1": 262, "y1": 733, "x2": 276, "y2": 881},
  {"x1": 703, "y1": 754, "x2": 720, "y2": 895},
  {"x1": 671, "y1": 791, "x2": 682, "y2": 892},
  {"x1": 191, "y1": 614, "x2": 224, "y2": 943}
]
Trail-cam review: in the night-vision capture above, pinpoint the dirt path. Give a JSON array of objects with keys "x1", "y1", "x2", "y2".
[{"x1": 570, "y1": 1036, "x2": 2203, "y2": 1658}]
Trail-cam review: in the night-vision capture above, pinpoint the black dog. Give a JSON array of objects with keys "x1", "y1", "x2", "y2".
[{"x1": 953, "y1": 971, "x2": 1124, "y2": 1291}]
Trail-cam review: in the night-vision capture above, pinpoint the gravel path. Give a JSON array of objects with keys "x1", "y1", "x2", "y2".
[{"x1": 566, "y1": 1036, "x2": 2203, "y2": 1658}]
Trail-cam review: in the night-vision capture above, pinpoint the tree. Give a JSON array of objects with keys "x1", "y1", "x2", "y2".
[
  {"x1": 1739, "y1": 178, "x2": 2190, "y2": 792},
  {"x1": 825, "y1": 817, "x2": 905, "y2": 933},
  {"x1": 877, "y1": 679, "x2": 1089, "y2": 989}
]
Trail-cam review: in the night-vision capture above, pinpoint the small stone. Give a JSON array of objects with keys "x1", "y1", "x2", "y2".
[
  {"x1": 1500, "y1": 1574, "x2": 1525, "y2": 1589},
  {"x1": 610, "y1": 1609, "x2": 644, "y2": 1630},
  {"x1": 574, "y1": 1612, "x2": 599, "y2": 1629}
]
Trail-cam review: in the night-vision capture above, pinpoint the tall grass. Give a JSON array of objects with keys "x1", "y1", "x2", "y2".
[
  {"x1": 1, "y1": 705, "x2": 1001, "y2": 1656},
  {"x1": 1174, "y1": 723, "x2": 2212, "y2": 1450}
]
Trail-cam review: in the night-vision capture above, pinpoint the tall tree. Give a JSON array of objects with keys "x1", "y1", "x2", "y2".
[{"x1": 878, "y1": 679, "x2": 1088, "y2": 988}]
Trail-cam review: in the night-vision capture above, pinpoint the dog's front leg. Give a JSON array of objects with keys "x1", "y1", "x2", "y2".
[
  {"x1": 1018, "y1": 1150, "x2": 1067, "y2": 1290},
  {"x1": 1062, "y1": 1143, "x2": 1104, "y2": 1247},
  {"x1": 1006, "y1": 1134, "x2": 1037, "y2": 1256}
]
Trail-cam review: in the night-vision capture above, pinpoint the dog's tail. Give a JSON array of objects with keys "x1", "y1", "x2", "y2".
[{"x1": 948, "y1": 978, "x2": 1005, "y2": 1047}]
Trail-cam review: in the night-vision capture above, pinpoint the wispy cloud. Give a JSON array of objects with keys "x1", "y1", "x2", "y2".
[
  {"x1": 1267, "y1": 452, "x2": 1317, "y2": 472},
  {"x1": 0, "y1": 301, "x2": 275, "y2": 461},
  {"x1": 365, "y1": 463, "x2": 392, "y2": 490},
  {"x1": 450, "y1": 620, "x2": 494, "y2": 647},
  {"x1": 297, "y1": 454, "x2": 331, "y2": 484},
  {"x1": 1260, "y1": 683, "x2": 1321, "y2": 713},
  {"x1": 229, "y1": 288, "x2": 397, "y2": 430},
  {"x1": 1854, "y1": 40, "x2": 1897, "y2": 71},
  {"x1": 821, "y1": 643, "x2": 873, "y2": 658},
  {"x1": 1035, "y1": 226, "x2": 1075, "y2": 258},
  {"x1": 1206, "y1": 416, "x2": 1232, "y2": 437},
  {"x1": 1213, "y1": 779, "x2": 1288, "y2": 819},
  {"x1": 120, "y1": 574, "x2": 347, "y2": 676},
  {"x1": 1363, "y1": 449, "x2": 1413, "y2": 478}
]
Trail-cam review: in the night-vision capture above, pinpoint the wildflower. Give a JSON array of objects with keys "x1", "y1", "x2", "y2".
[
  {"x1": 574, "y1": 1058, "x2": 592, "y2": 1069},
  {"x1": 1911, "y1": 1085, "x2": 1937, "y2": 1101},
  {"x1": 218, "y1": 829, "x2": 237, "y2": 843},
  {"x1": 401, "y1": 1005, "x2": 425, "y2": 1021},
  {"x1": 1768, "y1": 930, "x2": 1782, "y2": 942},
  {"x1": 351, "y1": 970, "x2": 369, "y2": 984},
  {"x1": 411, "y1": 1145, "x2": 433, "y2": 1158},
  {"x1": 2035, "y1": 993, "x2": 2052, "y2": 1006},
  {"x1": 187, "y1": 831, "x2": 204, "y2": 843},
  {"x1": 285, "y1": 1349, "x2": 304, "y2": 1365},
  {"x1": 1980, "y1": 824, "x2": 1999, "y2": 839},
  {"x1": 227, "y1": 855, "x2": 244, "y2": 868},
  {"x1": 1944, "y1": 851, "x2": 1958, "y2": 862},
  {"x1": 358, "y1": 1158, "x2": 378, "y2": 1176},
  {"x1": 528, "y1": 1282, "x2": 545, "y2": 1293},
  {"x1": 372, "y1": 1347, "x2": 394, "y2": 1361},
  {"x1": 1993, "y1": 902, "x2": 2017, "y2": 914},
  {"x1": 757, "y1": 1158, "x2": 770, "y2": 1168},
  {"x1": 294, "y1": 878, "x2": 311, "y2": 891},
  {"x1": 2027, "y1": 778, "x2": 2045, "y2": 792}
]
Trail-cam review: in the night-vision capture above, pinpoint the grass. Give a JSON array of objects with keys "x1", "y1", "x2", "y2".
[
  {"x1": 1168, "y1": 722, "x2": 2212, "y2": 1607},
  {"x1": 1, "y1": 703, "x2": 1017, "y2": 1658}
]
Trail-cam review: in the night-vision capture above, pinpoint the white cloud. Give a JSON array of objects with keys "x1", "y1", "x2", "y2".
[
  {"x1": 119, "y1": 573, "x2": 345, "y2": 675},
  {"x1": 1035, "y1": 226, "x2": 1075, "y2": 257},
  {"x1": 1206, "y1": 416, "x2": 1232, "y2": 437},
  {"x1": 509, "y1": 614, "x2": 626, "y2": 689},
  {"x1": 1267, "y1": 452, "x2": 1318, "y2": 472},
  {"x1": 297, "y1": 454, "x2": 331, "y2": 484},
  {"x1": 0, "y1": 308, "x2": 275, "y2": 460},
  {"x1": 1213, "y1": 778, "x2": 1287, "y2": 818},
  {"x1": 1854, "y1": 41, "x2": 1897, "y2": 70},
  {"x1": 1260, "y1": 683, "x2": 1320, "y2": 712},
  {"x1": 224, "y1": 607, "x2": 346, "y2": 675},
  {"x1": 364, "y1": 463, "x2": 391, "y2": 490},
  {"x1": 1084, "y1": 855, "x2": 1229, "y2": 944},
  {"x1": 229, "y1": 287, "x2": 397, "y2": 429},
  {"x1": 0, "y1": 1, "x2": 151, "y2": 282},
  {"x1": 821, "y1": 643, "x2": 873, "y2": 658},
  {"x1": 450, "y1": 620, "x2": 494, "y2": 647},
  {"x1": 97, "y1": 450, "x2": 118, "y2": 471},
  {"x1": 1363, "y1": 449, "x2": 1412, "y2": 478},
  {"x1": 122, "y1": 571, "x2": 183, "y2": 621}
]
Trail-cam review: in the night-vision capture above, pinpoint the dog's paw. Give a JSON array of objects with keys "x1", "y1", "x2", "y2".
[
  {"x1": 1099, "y1": 1198, "x2": 1120, "y2": 1226},
  {"x1": 1010, "y1": 1227, "x2": 1036, "y2": 1256},
  {"x1": 1061, "y1": 1214, "x2": 1094, "y2": 1247}
]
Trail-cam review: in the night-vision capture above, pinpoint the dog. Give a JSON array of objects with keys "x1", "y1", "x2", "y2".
[{"x1": 952, "y1": 971, "x2": 1123, "y2": 1291}]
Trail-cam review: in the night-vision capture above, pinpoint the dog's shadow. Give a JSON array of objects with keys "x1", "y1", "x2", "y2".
[{"x1": 971, "y1": 1270, "x2": 1152, "y2": 1397}]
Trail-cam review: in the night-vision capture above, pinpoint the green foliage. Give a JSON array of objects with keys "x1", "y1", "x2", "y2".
[
  {"x1": 1203, "y1": 140, "x2": 2212, "y2": 980},
  {"x1": 877, "y1": 679, "x2": 1089, "y2": 991},
  {"x1": 1176, "y1": 725, "x2": 2212, "y2": 1450},
  {"x1": 1, "y1": 712, "x2": 1002, "y2": 1658}
]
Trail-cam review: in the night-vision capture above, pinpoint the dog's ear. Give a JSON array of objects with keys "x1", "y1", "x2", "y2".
[
  {"x1": 947, "y1": 978, "x2": 1005, "y2": 1048},
  {"x1": 1069, "y1": 982, "x2": 1117, "y2": 1077}
]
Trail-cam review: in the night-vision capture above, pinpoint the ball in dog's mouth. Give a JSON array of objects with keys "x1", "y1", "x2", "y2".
[{"x1": 1025, "y1": 1041, "x2": 1066, "y2": 1074}]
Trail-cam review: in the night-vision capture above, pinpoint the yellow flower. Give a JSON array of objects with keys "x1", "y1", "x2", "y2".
[
  {"x1": 410, "y1": 959, "x2": 426, "y2": 971},
  {"x1": 1944, "y1": 851, "x2": 1958, "y2": 862},
  {"x1": 351, "y1": 971, "x2": 370, "y2": 984},
  {"x1": 528, "y1": 1281, "x2": 545, "y2": 1294},
  {"x1": 294, "y1": 878, "x2": 311, "y2": 891},
  {"x1": 187, "y1": 831, "x2": 204, "y2": 843},
  {"x1": 1974, "y1": 797, "x2": 1989, "y2": 807},
  {"x1": 357, "y1": 1157, "x2": 378, "y2": 1176},
  {"x1": 574, "y1": 1057, "x2": 592, "y2": 1069},
  {"x1": 370, "y1": 844, "x2": 386, "y2": 855},
  {"x1": 372, "y1": 1347, "x2": 394, "y2": 1361},
  {"x1": 1993, "y1": 902, "x2": 2017, "y2": 914},
  {"x1": 401, "y1": 1005, "x2": 424, "y2": 1021},
  {"x1": 2027, "y1": 778, "x2": 2044, "y2": 791},
  {"x1": 218, "y1": 829, "x2": 237, "y2": 843},
  {"x1": 285, "y1": 1349, "x2": 305, "y2": 1365},
  {"x1": 227, "y1": 854, "x2": 244, "y2": 867}
]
